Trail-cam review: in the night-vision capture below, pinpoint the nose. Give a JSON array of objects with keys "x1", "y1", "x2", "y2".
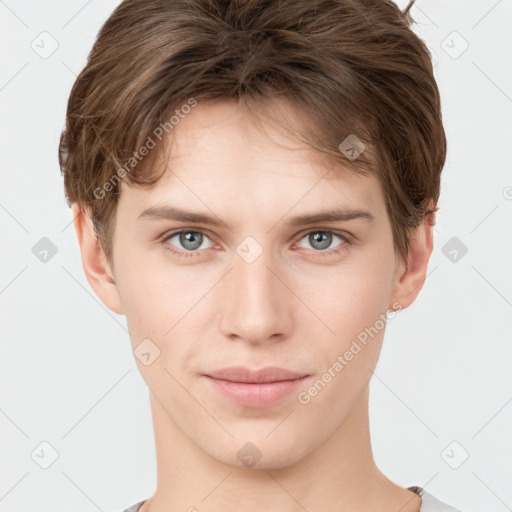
[{"x1": 218, "y1": 245, "x2": 294, "y2": 345}]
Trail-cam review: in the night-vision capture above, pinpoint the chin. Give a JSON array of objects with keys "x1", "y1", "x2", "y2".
[{"x1": 200, "y1": 427, "x2": 313, "y2": 471}]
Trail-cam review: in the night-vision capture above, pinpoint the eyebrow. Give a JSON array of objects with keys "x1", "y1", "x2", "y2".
[{"x1": 137, "y1": 205, "x2": 374, "y2": 229}]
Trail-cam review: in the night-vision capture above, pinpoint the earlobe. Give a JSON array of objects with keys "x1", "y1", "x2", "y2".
[
  {"x1": 388, "y1": 212, "x2": 435, "y2": 311},
  {"x1": 71, "y1": 203, "x2": 124, "y2": 315}
]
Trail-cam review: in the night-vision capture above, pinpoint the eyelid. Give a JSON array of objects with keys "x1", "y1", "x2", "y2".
[
  {"x1": 294, "y1": 227, "x2": 353, "y2": 242},
  {"x1": 160, "y1": 227, "x2": 352, "y2": 243},
  {"x1": 161, "y1": 226, "x2": 214, "y2": 241}
]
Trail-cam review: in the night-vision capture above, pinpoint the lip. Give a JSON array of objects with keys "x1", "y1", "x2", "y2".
[
  {"x1": 204, "y1": 366, "x2": 310, "y2": 408},
  {"x1": 206, "y1": 366, "x2": 309, "y2": 383}
]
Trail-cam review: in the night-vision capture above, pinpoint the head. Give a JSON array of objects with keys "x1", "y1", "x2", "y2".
[{"x1": 60, "y1": 0, "x2": 445, "y2": 469}]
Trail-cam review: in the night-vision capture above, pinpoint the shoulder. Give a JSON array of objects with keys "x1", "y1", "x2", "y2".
[
  {"x1": 410, "y1": 486, "x2": 464, "y2": 512},
  {"x1": 121, "y1": 492, "x2": 466, "y2": 512},
  {"x1": 120, "y1": 500, "x2": 146, "y2": 512}
]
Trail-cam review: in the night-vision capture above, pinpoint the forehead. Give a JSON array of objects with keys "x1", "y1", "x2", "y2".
[
  {"x1": 118, "y1": 99, "x2": 385, "y2": 220},
  {"x1": 164, "y1": 98, "x2": 363, "y2": 176}
]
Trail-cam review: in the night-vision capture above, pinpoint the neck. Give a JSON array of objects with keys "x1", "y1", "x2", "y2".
[{"x1": 140, "y1": 386, "x2": 421, "y2": 512}]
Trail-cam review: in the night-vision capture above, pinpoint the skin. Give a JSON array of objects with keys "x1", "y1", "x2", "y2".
[{"x1": 72, "y1": 98, "x2": 434, "y2": 512}]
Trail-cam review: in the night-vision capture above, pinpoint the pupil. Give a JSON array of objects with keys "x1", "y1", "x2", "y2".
[
  {"x1": 312, "y1": 232, "x2": 331, "y2": 250},
  {"x1": 182, "y1": 231, "x2": 201, "y2": 250}
]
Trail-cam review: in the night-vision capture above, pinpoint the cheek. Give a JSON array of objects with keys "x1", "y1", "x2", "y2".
[
  {"x1": 114, "y1": 250, "x2": 172, "y2": 341},
  {"x1": 291, "y1": 251, "x2": 395, "y2": 398},
  {"x1": 297, "y1": 270, "x2": 391, "y2": 409},
  {"x1": 115, "y1": 251, "x2": 212, "y2": 362},
  {"x1": 295, "y1": 253, "x2": 395, "y2": 337}
]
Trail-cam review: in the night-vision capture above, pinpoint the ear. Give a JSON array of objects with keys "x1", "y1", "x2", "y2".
[
  {"x1": 71, "y1": 203, "x2": 124, "y2": 315},
  {"x1": 388, "y1": 211, "x2": 436, "y2": 311}
]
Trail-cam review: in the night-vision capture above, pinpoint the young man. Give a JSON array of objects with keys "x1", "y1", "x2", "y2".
[{"x1": 59, "y1": 0, "x2": 463, "y2": 511}]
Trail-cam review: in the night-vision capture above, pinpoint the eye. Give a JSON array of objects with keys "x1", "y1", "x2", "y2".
[
  {"x1": 161, "y1": 228, "x2": 351, "y2": 258},
  {"x1": 162, "y1": 230, "x2": 214, "y2": 257},
  {"x1": 295, "y1": 230, "x2": 350, "y2": 256}
]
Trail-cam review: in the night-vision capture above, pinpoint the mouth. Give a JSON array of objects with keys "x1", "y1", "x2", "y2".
[{"x1": 203, "y1": 366, "x2": 310, "y2": 408}]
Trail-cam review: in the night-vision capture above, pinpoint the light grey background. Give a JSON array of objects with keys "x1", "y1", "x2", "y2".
[{"x1": 1, "y1": 1, "x2": 511, "y2": 511}]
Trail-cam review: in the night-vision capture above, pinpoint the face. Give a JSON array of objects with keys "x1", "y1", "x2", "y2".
[{"x1": 78, "y1": 98, "x2": 429, "y2": 470}]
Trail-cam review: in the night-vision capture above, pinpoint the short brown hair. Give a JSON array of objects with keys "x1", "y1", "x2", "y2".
[{"x1": 58, "y1": 0, "x2": 446, "y2": 268}]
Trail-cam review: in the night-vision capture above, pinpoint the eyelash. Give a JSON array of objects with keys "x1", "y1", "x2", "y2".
[{"x1": 160, "y1": 229, "x2": 352, "y2": 259}]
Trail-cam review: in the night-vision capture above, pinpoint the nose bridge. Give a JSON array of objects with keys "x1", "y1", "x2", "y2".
[{"x1": 218, "y1": 240, "x2": 292, "y2": 343}]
